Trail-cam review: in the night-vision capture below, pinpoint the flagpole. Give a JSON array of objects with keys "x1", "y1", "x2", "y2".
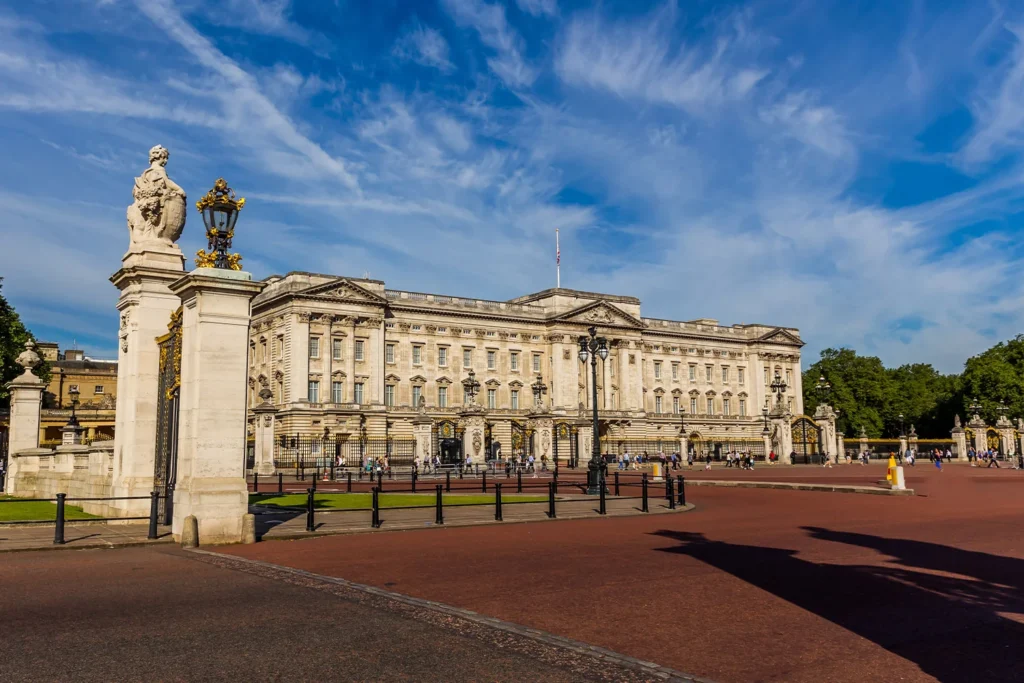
[{"x1": 556, "y1": 229, "x2": 561, "y2": 289}]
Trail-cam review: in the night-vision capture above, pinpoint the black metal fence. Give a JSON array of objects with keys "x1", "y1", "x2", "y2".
[
  {"x1": 273, "y1": 435, "x2": 417, "y2": 474},
  {"x1": 0, "y1": 492, "x2": 170, "y2": 544}
]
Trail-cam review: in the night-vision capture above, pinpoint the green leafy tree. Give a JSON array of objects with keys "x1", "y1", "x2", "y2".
[
  {"x1": 959, "y1": 335, "x2": 1024, "y2": 423},
  {"x1": 803, "y1": 348, "x2": 893, "y2": 437},
  {"x1": 0, "y1": 278, "x2": 50, "y2": 409}
]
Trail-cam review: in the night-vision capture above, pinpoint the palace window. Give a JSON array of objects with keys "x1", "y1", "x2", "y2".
[
  {"x1": 672, "y1": 363, "x2": 679, "y2": 380},
  {"x1": 412, "y1": 325, "x2": 421, "y2": 331},
  {"x1": 385, "y1": 385, "x2": 395, "y2": 407},
  {"x1": 412, "y1": 345, "x2": 422, "y2": 365},
  {"x1": 354, "y1": 382, "x2": 364, "y2": 405},
  {"x1": 739, "y1": 399, "x2": 746, "y2": 416},
  {"x1": 786, "y1": 369, "x2": 792, "y2": 385},
  {"x1": 94, "y1": 385, "x2": 104, "y2": 394},
  {"x1": 463, "y1": 349, "x2": 472, "y2": 368},
  {"x1": 412, "y1": 385, "x2": 422, "y2": 407},
  {"x1": 260, "y1": 340, "x2": 267, "y2": 362},
  {"x1": 307, "y1": 380, "x2": 320, "y2": 403},
  {"x1": 488, "y1": 389, "x2": 496, "y2": 409},
  {"x1": 533, "y1": 353, "x2": 541, "y2": 373},
  {"x1": 723, "y1": 398, "x2": 731, "y2": 415},
  {"x1": 385, "y1": 344, "x2": 396, "y2": 364},
  {"x1": 722, "y1": 367, "x2": 729, "y2": 383},
  {"x1": 673, "y1": 396, "x2": 680, "y2": 414},
  {"x1": 510, "y1": 352, "x2": 519, "y2": 371},
  {"x1": 738, "y1": 368, "x2": 745, "y2": 385},
  {"x1": 764, "y1": 367, "x2": 770, "y2": 385},
  {"x1": 332, "y1": 338, "x2": 343, "y2": 361},
  {"x1": 706, "y1": 397, "x2": 714, "y2": 414},
  {"x1": 275, "y1": 335, "x2": 283, "y2": 356},
  {"x1": 438, "y1": 386, "x2": 448, "y2": 408},
  {"x1": 354, "y1": 340, "x2": 364, "y2": 362},
  {"x1": 690, "y1": 397, "x2": 697, "y2": 414},
  {"x1": 511, "y1": 390, "x2": 519, "y2": 410},
  {"x1": 654, "y1": 361, "x2": 662, "y2": 379},
  {"x1": 332, "y1": 381, "x2": 343, "y2": 404},
  {"x1": 705, "y1": 366, "x2": 712, "y2": 382},
  {"x1": 249, "y1": 342, "x2": 255, "y2": 366},
  {"x1": 655, "y1": 396, "x2": 663, "y2": 414},
  {"x1": 487, "y1": 350, "x2": 496, "y2": 370},
  {"x1": 309, "y1": 337, "x2": 320, "y2": 359},
  {"x1": 688, "y1": 365, "x2": 696, "y2": 381},
  {"x1": 438, "y1": 347, "x2": 448, "y2": 366}
]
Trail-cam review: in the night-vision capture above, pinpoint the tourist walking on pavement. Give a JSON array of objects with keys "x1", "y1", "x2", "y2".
[{"x1": 704, "y1": 451, "x2": 712, "y2": 470}]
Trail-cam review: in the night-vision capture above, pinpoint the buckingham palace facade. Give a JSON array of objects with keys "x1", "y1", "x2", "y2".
[{"x1": 246, "y1": 271, "x2": 804, "y2": 463}]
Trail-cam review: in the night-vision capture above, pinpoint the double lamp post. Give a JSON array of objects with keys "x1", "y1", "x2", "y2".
[{"x1": 578, "y1": 326, "x2": 609, "y2": 495}]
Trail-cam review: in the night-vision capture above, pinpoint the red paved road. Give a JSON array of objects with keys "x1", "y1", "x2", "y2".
[{"x1": 224, "y1": 463, "x2": 1024, "y2": 683}]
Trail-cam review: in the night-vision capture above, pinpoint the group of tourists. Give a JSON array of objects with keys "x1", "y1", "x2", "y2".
[{"x1": 966, "y1": 447, "x2": 1004, "y2": 468}]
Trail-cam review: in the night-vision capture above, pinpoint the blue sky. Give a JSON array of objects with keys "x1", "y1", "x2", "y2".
[{"x1": 1, "y1": 0, "x2": 1024, "y2": 374}]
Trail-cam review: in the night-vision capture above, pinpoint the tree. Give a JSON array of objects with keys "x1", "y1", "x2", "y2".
[
  {"x1": 0, "y1": 278, "x2": 50, "y2": 409},
  {"x1": 959, "y1": 335, "x2": 1024, "y2": 424}
]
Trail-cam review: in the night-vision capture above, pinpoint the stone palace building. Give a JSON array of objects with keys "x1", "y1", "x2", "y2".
[{"x1": 247, "y1": 271, "x2": 804, "y2": 464}]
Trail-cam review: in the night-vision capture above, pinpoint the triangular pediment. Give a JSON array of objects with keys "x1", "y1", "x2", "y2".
[
  {"x1": 300, "y1": 278, "x2": 387, "y2": 305},
  {"x1": 757, "y1": 328, "x2": 804, "y2": 347},
  {"x1": 555, "y1": 301, "x2": 644, "y2": 329}
]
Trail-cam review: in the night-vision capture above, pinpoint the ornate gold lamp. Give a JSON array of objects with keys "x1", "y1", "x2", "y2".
[{"x1": 195, "y1": 178, "x2": 245, "y2": 270}]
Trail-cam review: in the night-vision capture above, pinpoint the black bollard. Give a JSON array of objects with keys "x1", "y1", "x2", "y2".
[
  {"x1": 347, "y1": 471, "x2": 352, "y2": 493},
  {"x1": 331, "y1": 463, "x2": 335, "y2": 481},
  {"x1": 599, "y1": 480, "x2": 606, "y2": 515},
  {"x1": 547, "y1": 481, "x2": 556, "y2": 518},
  {"x1": 459, "y1": 466, "x2": 464, "y2": 480},
  {"x1": 377, "y1": 470, "x2": 383, "y2": 491},
  {"x1": 371, "y1": 487, "x2": 381, "y2": 528},
  {"x1": 641, "y1": 473, "x2": 649, "y2": 513},
  {"x1": 482, "y1": 471, "x2": 487, "y2": 493},
  {"x1": 445, "y1": 470, "x2": 451, "y2": 493},
  {"x1": 306, "y1": 488, "x2": 315, "y2": 532},
  {"x1": 517, "y1": 470, "x2": 522, "y2": 493},
  {"x1": 667, "y1": 477, "x2": 676, "y2": 510},
  {"x1": 278, "y1": 472, "x2": 284, "y2": 494},
  {"x1": 163, "y1": 483, "x2": 175, "y2": 527},
  {"x1": 311, "y1": 469, "x2": 317, "y2": 493},
  {"x1": 553, "y1": 468, "x2": 558, "y2": 494},
  {"x1": 54, "y1": 493, "x2": 66, "y2": 545},
  {"x1": 435, "y1": 485, "x2": 444, "y2": 525},
  {"x1": 677, "y1": 475, "x2": 686, "y2": 507},
  {"x1": 148, "y1": 490, "x2": 160, "y2": 539},
  {"x1": 495, "y1": 483, "x2": 503, "y2": 521},
  {"x1": 614, "y1": 471, "x2": 620, "y2": 497},
  {"x1": 665, "y1": 475, "x2": 672, "y2": 502},
  {"x1": 412, "y1": 471, "x2": 417, "y2": 494},
  {"x1": 253, "y1": 472, "x2": 259, "y2": 493}
]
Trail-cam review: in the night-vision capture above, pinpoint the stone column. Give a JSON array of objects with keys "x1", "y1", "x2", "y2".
[
  {"x1": 968, "y1": 416, "x2": 987, "y2": 453},
  {"x1": 461, "y1": 408, "x2": 486, "y2": 466},
  {"x1": 577, "y1": 414, "x2": 593, "y2": 464},
  {"x1": 761, "y1": 432, "x2": 771, "y2": 460},
  {"x1": 169, "y1": 269, "x2": 266, "y2": 544},
  {"x1": 371, "y1": 319, "x2": 384, "y2": 404},
  {"x1": 908, "y1": 426, "x2": 918, "y2": 456},
  {"x1": 348, "y1": 318, "x2": 358, "y2": 403},
  {"x1": 251, "y1": 398, "x2": 278, "y2": 476},
  {"x1": 618, "y1": 342, "x2": 630, "y2": 410},
  {"x1": 602, "y1": 354, "x2": 612, "y2": 409},
  {"x1": 412, "y1": 408, "x2": 432, "y2": 465},
  {"x1": 770, "y1": 410, "x2": 793, "y2": 464},
  {"x1": 528, "y1": 412, "x2": 554, "y2": 469},
  {"x1": 109, "y1": 244, "x2": 185, "y2": 513},
  {"x1": 291, "y1": 312, "x2": 310, "y2": 404},
  {"x1": 680, "y1": 433, "x2": 690, "y2": 462},
  {"x1": 4, "y1": 342, "x2": 47, "y2": 496},
  {"x1": 814, "y1": 405, "x2": 837, "y2": 463},
  {"x1": 836, "y1": 433, "x2": 846, "y2": 462},
  {"x1": 951, "y1": 418, "x2": 967, "y2": 461}
]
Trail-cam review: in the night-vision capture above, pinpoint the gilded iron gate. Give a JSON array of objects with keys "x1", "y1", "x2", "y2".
[
  {"x1": 510, "y1": 421, "x2": 526, "y2": 460},
  {"x1": 154, "y1": 307, "x2": 182, "y2": 521},
  {"x1": 791, "y1": 416, "x2": 820, "y2": 465},
  {"x1": 553, "y1": 422, "x2": 578, "y2": 467}
]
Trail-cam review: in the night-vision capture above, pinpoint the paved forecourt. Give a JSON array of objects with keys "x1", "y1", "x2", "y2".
[{"x1": 222, "y1": 463, "x2": 1024, "y2": 683}]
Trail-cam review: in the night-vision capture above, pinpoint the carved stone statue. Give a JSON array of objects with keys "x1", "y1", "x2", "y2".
[
  {"x1": 126, "y1": 145, "x2": 186, "y2": 247},
  {"x1": 954, "y1": 414, "x2": 962, "y2": 429}
]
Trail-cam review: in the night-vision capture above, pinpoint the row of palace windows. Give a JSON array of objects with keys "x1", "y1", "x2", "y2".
[
  {"x1": 651, "y1": 362, "x2": 746, "y2": 384},
  {"x1": 306, "y1": 337, "x2": 365, "y2": 362}
]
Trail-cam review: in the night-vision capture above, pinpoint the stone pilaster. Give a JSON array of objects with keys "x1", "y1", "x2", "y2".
[
  {"x1": 769, "y1": 407, "x2": 793, "y2": 464},
  {"x1": 460, "y1": 407, "x2": 486, "y2": 466},
  {"x1": 412, "y1": 407, "x2": 432, "y2": 465},
  {"x1": 109, "y1": 244, "x2": 184, "y2": 514},
  {"x1": 169, "y1": 268, "x2": 266, "y2": 544},
  {"x1": 836, "y1": 433, "x2": 846, "y2": 462},
  {"x1": 528, "y1": 412, "x2": 554, "y2": 468},
  {"x1": 4, "y1": 342, "x2": 46, "y2": 496}
]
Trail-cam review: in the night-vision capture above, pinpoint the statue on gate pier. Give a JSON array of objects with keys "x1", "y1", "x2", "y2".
[{"x1": 126, "y1": 145, "x2": 186, "y2": 247}]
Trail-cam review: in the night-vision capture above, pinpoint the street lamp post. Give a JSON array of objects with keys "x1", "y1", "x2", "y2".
[
  {"x1": 761, "y1": 406, "x2": 770, "y2": 436},
  {"x1": 531, "y1": 374, "x2": 548, "y2": 409},
  {"x1": 67, "y1": 386, "x2": 81, "y2": 428},
  {"x1": 770, "y1": 371, "x2": 788, "y2": 409},
  {"x1": 578, "y1": 326, "x2": 609, "y2": 495},
  {"x1": 195, "y1": 178, "x2": 245, "y2": 270},
  {"x1": 462, "y1": 369, "x2": 481, "y2": 406},
  {"x1": 898, "y1": 413, "x2": 905, "y2": 438},
  {"x1": 814, "y1": 375, "x2": 832, "y2": 465}
]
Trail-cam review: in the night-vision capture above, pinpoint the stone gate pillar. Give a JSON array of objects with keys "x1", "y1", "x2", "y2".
[
  {"x1": 4, "y1": 342, "x2": 47, "y2": 496},
  {"x1": 251, "y1": 390, "x2": 277, "y2": 476},
  {"x1": 836, "y1": 433, "x2": 846, "y2": 462},
  {"x1": 109, "y1": 243, "x2": 185, "y2": 514},
  {"x1": 528, "y1": 411, "x2": 553, "y2": 469},
  {"x1": 770, "y1": 408, "x2": 792, "y2": 464},
  {"x1": 412, "y1": 403, "x2": 432, "y2": 466},
  {"x1": 951, "y1": 416, "x2": 967, "y2": 461},
  {"x1": 996, "y1": 416, "x2": 1014, "y2": 457},
  {"x1": 460, "y1": 405, "x2": 486, "y2": 467},
  {"x1": 968, "y1": 414, "x2": 987, "y2": 453},
  {"x1": 169, "y1": 269, "x2": 265, "y2": 544}
]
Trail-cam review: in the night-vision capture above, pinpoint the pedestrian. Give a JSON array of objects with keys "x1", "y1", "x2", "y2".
[
  {"x1": 987, "y1": 450, "x2": 1001, "y2": 468},
  {"x1": 704, "y1": 452, "x2": 712, "y2": 470},
  {"x1": 768, "y1": 449, "x2": 776, "y2": 465},
  {"x1": 934, "y1": 450, "x2": 943, "y2": 471},
  {"x1": 687, "y1": 450, "x2": 694, "y2": 469}
]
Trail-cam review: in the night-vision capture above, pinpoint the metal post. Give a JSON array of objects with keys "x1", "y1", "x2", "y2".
[
  {"x1": 642, "y1": 473, "x2": 649, "y2": 513},
  {"x1": 614, "y1": 471, "x2": 620, "y2": 497},
  {"x1": 665, "y1": 475, "x2": 672, "y2": 502},
  {"x1": 547, "y1": 481, "x2": 556, "y2": 518},
  {"x1": 459, "y1": 466, "x2": 464, "y2": 480},
  {"x1": 253, "y1": 472, "x2": 259, "y2": 493},
  {"x1": 278, "y1": 472, "x2": 283, "y2": 494},
  {"x1": 331, "y1": 462, "x2": 335, "y2": 481},
  {"x1": 311, "y1": 469, "x2": 317, "y2": 492},
  {"x1": 163, "y1": 483, "x2": 174, "y2": 527},
  {"x1": 599, "y1": 480, "x2": 606, "y2": 515},
  {"x1": 435, "y1": 485, "x2": 444, "y2": 525},
  {"x1": 371, "y1": 487, "x2": 381, "y2": 528},
  {"x1": 552, "y1": 467, "x2": 558, "y2": 494},
  {"x1": 347, "y1": 471, "x2": 352, "y2": 493},
  {"x1": 482, "y1": 470, "x2": 487, "y2": 493},
  {"x1": 677, "y1": 475, "x2": 686, "y2": 506},
  {"x1": 412, "y1": 471, "x2": 417, "y2": 493},
  {"x1": 495, "y1": 483, "x2": 503, "y2": 521},
  {"x1": 54, "y1": 493, "x2": 66, "y2": 545},
  {"x1": 517, "y1": 470, "x2": 522, "y2": 493},
  {"x1": 446, "y1": 470, "x2": 451, "y2": 492},
  {"x1": 667, "y1": 477, "x2": 676, "y2": 510},
  {"x1": 148, "y1": 490, "x2": 160, "y2": 539},
  {"x1": 377, "y1": 470, "x2": 383, "y2": 491},
  {"x1": 306, "y1": 488, "x2": 315, "y2": 532}
]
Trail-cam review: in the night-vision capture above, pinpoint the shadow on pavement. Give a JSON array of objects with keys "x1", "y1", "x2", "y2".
[{"x1": 651, "y1": 528, "x2": 1024, "y2": 683}]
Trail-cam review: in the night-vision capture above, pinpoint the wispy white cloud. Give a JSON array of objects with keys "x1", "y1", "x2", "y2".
[
  {"x1": 393, "y1": 21, "x2": 454, "y2": 72},
  {"x1": 443, "y1": 0, "x2": 536, "y2": 87},
  {"x1": 959, "y1": 23, "x2": 1024, "y2": 169},
  {"x1": 516, "y1": 0, "x2": 557, "y2": 18},
  {"x1": 200, "y1": 0, "x2": 311, "y2": 44}
]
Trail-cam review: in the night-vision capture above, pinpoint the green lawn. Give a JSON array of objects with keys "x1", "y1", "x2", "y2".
[
  {"x1": 250, "y1": 492, "x2": 548, "y2": 510},
  {"x1": 0, "y1": 497, "x2": 99, "y2": 522}
]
